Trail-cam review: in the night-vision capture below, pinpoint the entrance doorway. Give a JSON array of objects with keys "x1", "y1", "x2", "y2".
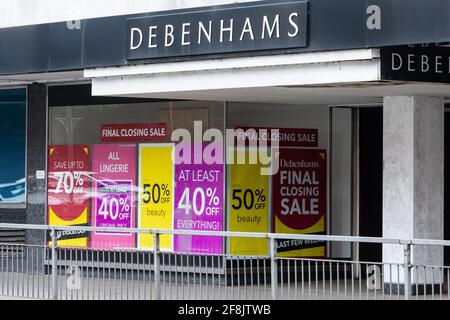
[{"x1": 358, "y1": 107, "x2": 383, "y2": 262}]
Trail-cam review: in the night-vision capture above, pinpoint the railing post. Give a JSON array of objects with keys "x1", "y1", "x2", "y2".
[
  {"x1": 403, "y1": 243, "x2": 412, "y2": 300},
  {"x1": 51, "y1": 228, "x2": 58, "y2": 300},
  {"x1": 153, "y1": 232, "x2": 161, "y2": 300},
  {"x1": 269, "y1": 237, "x2": 278, "y2": 300}
]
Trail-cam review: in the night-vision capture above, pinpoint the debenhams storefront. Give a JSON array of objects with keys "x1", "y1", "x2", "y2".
[{"x1": 1, "y1": 0, "x2": 450, "y2": 268}]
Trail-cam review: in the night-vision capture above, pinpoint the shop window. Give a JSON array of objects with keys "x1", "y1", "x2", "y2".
[
  {"x1": 0, "y1": 89, "x2": 26, "y2": 206},
  {"x1": 227, "y1": 102, "x2": 329, "y2": 257},
  {"x1": 47, "y1": 94, "x2": 332, "y2": 259},
  {"x1": 47, "y1": 100, "x2": 225, "y2": 252}
]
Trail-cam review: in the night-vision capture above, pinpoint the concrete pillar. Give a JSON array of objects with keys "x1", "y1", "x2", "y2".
[
  {"x1": 25, "y1": 84, "x2": 48, "y2": 244},
  {"x1": 383, "y1": 96, "x2": 444, "y2": 294}
]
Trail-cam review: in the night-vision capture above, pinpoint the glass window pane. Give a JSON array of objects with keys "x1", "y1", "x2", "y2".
[{"x1": 0, "y1": 88, "x2": 26, "y2": 205}]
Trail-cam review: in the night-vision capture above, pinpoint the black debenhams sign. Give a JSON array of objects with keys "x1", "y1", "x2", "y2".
[
  {"x1": 381, "y1": 46, "x2": 450, "y2": 83},
  {"x1": 5, "y1": 0, "x2": 450, "y2": 75},
  {"x1": 126, "y1": 1, "x2": 308, "y2": 60}
]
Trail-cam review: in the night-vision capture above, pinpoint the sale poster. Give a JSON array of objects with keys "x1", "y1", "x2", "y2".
[
  {"x1": 47, "y1": 145, "x2": 90, "y2": 247},
  {"x1": 228, "y1": 149, "x2": 270, "y2": 256},
  {"x1": 138, "y1": 144, "x2": 174, "y2": 250},
  {"x1": 91, "y1": 144, "x2": 136, "y2": 249},
  {"x1": 174, "y1": 144, "x2": 224, "y2": 255},
  {"x1": 272, "y1": 148, "x2": 327, "y2": 257}
]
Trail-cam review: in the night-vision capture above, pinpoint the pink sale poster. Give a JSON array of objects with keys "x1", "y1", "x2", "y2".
[
  {"x1": 91, "y1": 144, "x2": 136, "y2": 249},
  {"x1": 174, "y1": 143, "x2": 224, "y2": 254}
]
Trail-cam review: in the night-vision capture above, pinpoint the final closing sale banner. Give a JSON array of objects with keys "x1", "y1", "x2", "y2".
[
  {"x1": 91, "y1": 144, "x2": 136, "y2": 249},
  {"x1": 47, "y1": 145, "x2": 90, "y2": 247},
  {"x1": 272, "y1": 148, "x2": 327, "y2": 257},
  {"x1": 139, "y1": 144, "x2": 174, "y2": 250},
  {"x1": 229, "y1": 149, "x2": 270, "y2": 256},
  {"x1": 174, "y1": 144, "x2": 224, "y2": 254}
]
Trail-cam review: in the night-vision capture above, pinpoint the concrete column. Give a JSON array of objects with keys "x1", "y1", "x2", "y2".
[
  {"x1": 25, "y1": 84, "x2": 48, "y2": 245},
  {"x1": 383, "y1": 96, "x2": 444, "y2": 294}
]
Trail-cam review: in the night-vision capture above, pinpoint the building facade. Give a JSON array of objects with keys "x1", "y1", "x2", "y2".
[{"x1": 1, "y1": 0, "x2": 450, "y2": 291}]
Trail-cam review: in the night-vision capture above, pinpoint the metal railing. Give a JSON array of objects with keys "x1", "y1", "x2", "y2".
[{"x1": 0, "y1": 223, "x2": 449, "y2": 300}]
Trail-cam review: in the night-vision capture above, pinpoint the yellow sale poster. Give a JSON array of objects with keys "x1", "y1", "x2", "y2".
[
  {"x1": 228, "y1": 149, "x2": 270, "y2": 256},
  {"x1": 138, "y1": 144, "x2": 174, "y2": 250}
]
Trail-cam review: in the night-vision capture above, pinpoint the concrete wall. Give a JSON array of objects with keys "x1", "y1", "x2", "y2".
[{"x1": 0, "y1": 0, "x2": 260, "y2": 28}]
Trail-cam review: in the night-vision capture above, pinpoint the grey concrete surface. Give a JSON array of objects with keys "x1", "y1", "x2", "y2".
[
  {"x1": 0, "y1": 271, "x2": 448, "y2": 300},
  {"x1": 383, "y1": 96, "x2": 445, "y2": 284}
]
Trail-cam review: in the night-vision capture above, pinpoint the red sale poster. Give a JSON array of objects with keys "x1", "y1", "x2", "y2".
[
  {"x1": 47, "y1": 145, "x2": 90, "y2": 247},
  {"x1": 272, "y1": 148, "x2": 327, "y2": 257},
  {"x1": 91, "y1": 144, "x2": 136, "y2": 249}
]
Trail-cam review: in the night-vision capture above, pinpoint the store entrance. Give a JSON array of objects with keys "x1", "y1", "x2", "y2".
[{"x1": 358, "y1": 107, "x2": 383, "y2": 263}]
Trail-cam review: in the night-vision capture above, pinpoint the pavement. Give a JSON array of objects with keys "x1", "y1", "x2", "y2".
[{"x1": 0, "y1": 272, "x2": 448, "y2": 300}]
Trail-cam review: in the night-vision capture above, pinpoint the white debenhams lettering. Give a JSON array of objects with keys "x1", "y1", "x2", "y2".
[
  {"x1": 132, "y1": 11, "x2": 303, "y2": 50},
  {"x1": 130, "y1": 28, "x2": 143, "y2": 50},
  {"x1": 198, "y1": 21, "x2": 212, "y2": 44},
  {"x1": 436, "y1": 56, "x2": 443, "y2": 73},
  {"x1": 392, "y1": 53, "x2": 450, "y2": 74},
  {"x1": 366, "y1": 5, "x2": 381, "y2": 30},
  {"x1": 288, "y1": 12, "x2": 299, "y2": 37},
  {"x1": 408, "y1": 54, "x2": 415, "y2": 71},
  {"x1": 165, "y1": 24, "x2": 174, "y2": 47},
  {"x1": 148, "y1": 26, "x2": 158, "y2": 48},
  {"x1": 262, "y1": 15, "x2": 280, "y2": 39},
  {"x1": 182, "y1": 23, "x2": 191, "y2": 46},
  {"x1": 220, "y1": 19, "x2": 234, "y2": 42},
  {"x1": 240, "y1": 17, "x2": 254, "y2": 41},
  {"x1": 421, "y1": 55, "x2": 429, "y2": 72},
  {"x1": 392, "y1": 53, "x2": 402, "y2": 71}
]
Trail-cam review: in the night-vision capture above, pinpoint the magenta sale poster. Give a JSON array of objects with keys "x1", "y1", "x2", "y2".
[
  {"x1": 174, "y1": 143, "x2": 224, "y2": 254},
  {"x1": 91, "y1": 144, "x2": 136, "y2": 249}
]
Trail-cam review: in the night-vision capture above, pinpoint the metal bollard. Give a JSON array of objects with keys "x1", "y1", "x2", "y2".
[
  {"x1": 153, "y1": 232, "x2": 161, "y2": 300},
  {"x1": 269, "y1": 237, "x2": 278, "y2": 300},
  {"x1": 51, "y1": 228, "x2": 58, "y2": 300},
  {"x1": 403, "y1": 243, "x2": 412, "y2": 300}
]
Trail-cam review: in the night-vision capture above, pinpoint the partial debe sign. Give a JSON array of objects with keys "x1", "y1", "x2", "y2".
[{"x1": 381, "y1": 45, "x2": 450, "y2": 84}]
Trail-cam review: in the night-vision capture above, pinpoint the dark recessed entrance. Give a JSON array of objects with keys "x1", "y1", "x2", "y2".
[{"x1": 358, "y1": 107, "x2": 383, "y2": 263}]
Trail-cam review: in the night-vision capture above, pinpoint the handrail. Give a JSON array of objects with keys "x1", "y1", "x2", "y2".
[{"x1": 1, "y1": 223, "x2": 450, "y2": 247}]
